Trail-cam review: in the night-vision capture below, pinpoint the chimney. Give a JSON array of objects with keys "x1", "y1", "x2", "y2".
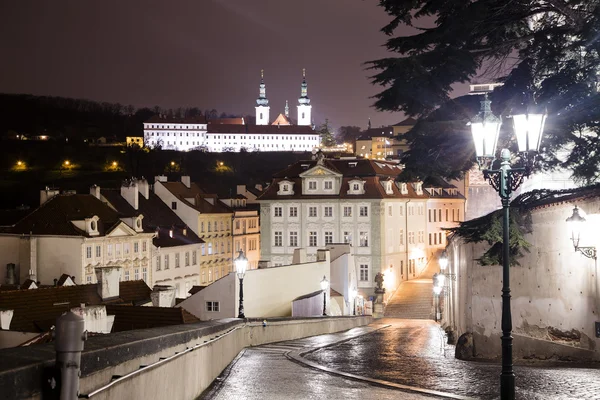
[
  {"x1": 155, "y1": 175, "x2": 168, "y2": 183},
  {"x1": 121, "y1": 178, "x2": 139, "y2": 210},
  {"x1": 90, "y1": 184, "x2": 101, "y2": 199},
  {"x1": 6, "y1": 263, "x2": 16, "y2": 285},
  {"x1": 292, "y1": 248, "x2": 307, "y2": 264},
  {"x1": 0, "y1": 310, "x2": 13, "y2": 330},
  {"x1": 236, "y1": 185, "x2": 246, "y2": 196},
  {"x1": 181, "y1": 176, "x2": 191, "y2": 188},
  {"x1": 138, "y1": 178, "x2": 150, "y2": 199},
  {"x1": 40, "y1": 187, "x2": 60, "y2": 205},
  {"x1": 95, "y1": 266, "x2": 122, "y2": 301},
  {"x1": 151, "y1": 285, "x2": 176, "y2": 307},
  {"x1": 255, "y1": 184, "x2": 263, "y2": 191}
]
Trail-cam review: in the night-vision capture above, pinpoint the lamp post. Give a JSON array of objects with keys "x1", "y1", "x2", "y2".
[
  {"x1": 470, "y1": 94, "x2": 546, "y2": 400},
  {"x1": 350, "y1": 287, "x2": 357, "y2": 316},
  {"x1": 320, "y1": 276, "x2": 329, "y2": 316},
  {"x1": 566, "y1": 206, "x2": 597, "y2": 260},
  {"x1": 433, "y1": 284, "x2": 442, "y2": 322},
  {"x1": 234, "y1": 249, "x2": 248, "y2": 318}
]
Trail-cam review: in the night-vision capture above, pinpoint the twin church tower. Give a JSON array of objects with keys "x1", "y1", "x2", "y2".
[{"x1": 255, "y1": 69, "x2": 312, "y2": 126}]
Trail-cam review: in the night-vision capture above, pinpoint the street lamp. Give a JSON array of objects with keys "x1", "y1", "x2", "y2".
[
  {"x1": 320, "y1": 276, "x2": 329, "y2": 316},
  {"x1": 350, "y1": 287, "x2": 357, "y2": 316},
  {"x1": 433, "y1": 282, "x2": 442, "y2": 322},
  {"x1": 470, "y1": 94, "x2": 546, "y2": 400},
  {"x1": 566, "y1": 206, "x2": 597, "y2": 260},
  {"x1": 439, "y1": 250, "x2": 449, "y2": 271},
  {"x1": 234, "y1": 249, "x2": 248, "y2": 318}
]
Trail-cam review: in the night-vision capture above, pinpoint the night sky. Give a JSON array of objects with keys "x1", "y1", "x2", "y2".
[{"x1": 0, "y1": 1, "x2": 469, "y2": 130}]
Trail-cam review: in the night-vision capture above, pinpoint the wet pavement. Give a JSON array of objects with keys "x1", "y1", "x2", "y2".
[
  {"x1": 200, "y1": 325, "x2": 439, "y2": 400},
  {"x1": 305, "y1": 319, "x2": 600, "y2": 400}
]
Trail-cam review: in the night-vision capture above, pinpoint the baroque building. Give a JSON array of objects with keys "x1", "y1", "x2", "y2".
[{"x1": 257, "y1": 154, "x2": 465, "y2": 294}]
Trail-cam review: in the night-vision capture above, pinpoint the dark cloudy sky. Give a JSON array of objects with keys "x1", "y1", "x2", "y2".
[{"x1": 0, "y1": 0, "x2": 469, "y2": 130}]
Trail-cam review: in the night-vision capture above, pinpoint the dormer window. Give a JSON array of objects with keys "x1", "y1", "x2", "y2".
[
  {"x1": 308, "y1": 181, "x2": 317, "y2": 190},
  {"x1": 324, "y1": 181, "x2": 333, "y2": 190},
  {"x1": 86, "y1": 216, "x2": 100, "y2": 236},
  {"x1": 135, "y1": 215, "x2": 144, "y2": 232},
  {"x1": 401, "y1": 183, "x2": 408, "y2": 195},
  {"x1": 348, "y1": 179, "x2": 365, "y2": 195},
  {"x1": 385, "y1": 181, "x2": 393, "y2": 195},
  {"x1": 277, "y1": 179, "x2": 295, "y2": 195},
  {"x1": 415, "y1": 182, "x2": 423, "y2": 195}
]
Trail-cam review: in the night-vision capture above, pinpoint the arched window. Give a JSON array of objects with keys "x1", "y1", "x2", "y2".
[
  {"x1": 302, "y1": 112, "x2": 305, "y2": 119},
  {"x1": 260, "y1": 113, "x2": 263, "y2": 119}
]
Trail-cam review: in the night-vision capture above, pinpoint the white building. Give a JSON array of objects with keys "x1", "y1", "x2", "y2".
[
  {"x1": 142, "y1": 70, "x2": 320, "y2": 152},
  {"x1": 143, "y1": 115, "x2": 208, "y2": 151},
  {"x1": 257, "y1": 154, "x2": 461, "y2": 296},
  {"x1": 0, "y1": 190, "x2": 155, "y2": 286},
  {"x1": 93, "y1": 178, "x2": 204, "y2": 298}
]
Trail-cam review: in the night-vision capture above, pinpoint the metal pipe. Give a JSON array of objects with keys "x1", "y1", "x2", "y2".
[{"x1": 55, "y1": 311, "x2": 87, "y2": 400}]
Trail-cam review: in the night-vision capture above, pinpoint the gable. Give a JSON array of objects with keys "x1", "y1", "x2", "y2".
[
  {"x1": 299, "y1": 165, "x2": 342, "y2": 178},
  {"x1": 106, "y1": 221, "x2": 137, "y2": 237}
]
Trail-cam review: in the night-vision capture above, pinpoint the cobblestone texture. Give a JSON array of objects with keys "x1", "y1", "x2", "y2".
[
  {"x1": 305, "y1": 319, "x2": 600, "y2": 400},
  {"x1": 200, "y1": 326, "x2": 436, "y2": 400}
]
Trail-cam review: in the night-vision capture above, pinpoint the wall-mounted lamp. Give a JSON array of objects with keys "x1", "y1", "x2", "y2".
[{"x1": 566, "y1": 206, "x2": 597, "y2": 260}]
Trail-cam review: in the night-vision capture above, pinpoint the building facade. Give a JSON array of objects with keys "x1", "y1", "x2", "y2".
[
  {"x1": 142, "y1": 70, "x2": 320, "y2": 152},
  {"x1": 0, "y1": 192, "x2": 155, "y2": 286},
  {"x1": 153, "y1": 176, "x2": 234, "y2": 286},
  {"x1": 257, "y1": 155, "x2": 453, "y2": 294}
]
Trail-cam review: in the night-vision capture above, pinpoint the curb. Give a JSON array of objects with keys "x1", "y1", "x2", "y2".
[{"x1": 286, "y1": 324, "x2": 476, "y2": 400}]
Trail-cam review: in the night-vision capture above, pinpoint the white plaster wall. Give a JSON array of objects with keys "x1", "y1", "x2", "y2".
[
  {"x1": 32, "y1": 236, "x2": 83, "y2": 284},
  {"x1": 447, "y1": 199, "x2": 600, "y2": 359},
  {"x1": 206, "y1": 132, "x2": 319, "y2": 152},
  {"x1": 255, "y1": 106, "x2": 270, "y2": 125},
  {"x1": 297, "y1": 104, "x2": 312, "y2": 126},
  {"x1": 180, "y1": 256, "x2": 330, "y2": 319},
  {"x1": 0, "y1": 235, "x2": 20, "y2": 284}
]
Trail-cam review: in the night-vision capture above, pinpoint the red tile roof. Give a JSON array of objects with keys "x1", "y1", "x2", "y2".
[
  {"x1": 207, "y1": 124, "x2": 316, "y2": 135},
  {"x1": 208, "y1": 117, "x2": 245, "y2": 125},
  {"x1": 0, "y1": 280, "x2": 151, "y2": 332},
  {"x1": 258, "y1": 158, "x2": 432, "y2": 201},
  {"x1": 0, "y1": 194, "x2": 125, "y2": 237},
  {"x1": 105, "y1": 305, "x2": 199, "y2": 332},
  {"x1": 159, "y1": 182, "x2": 232, "y2": 215},
  {"x1": 145, "y1": 115, "x2": 207, "y2": 124},
  {"x1": 100, "y1": 189, "x2": 203, "y2": 248}
]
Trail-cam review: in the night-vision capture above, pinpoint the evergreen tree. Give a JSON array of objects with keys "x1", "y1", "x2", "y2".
[
  {"x1": 368, "y1": 0, "x2": 600, "y2": 183},
  {"x1": 318, "y1": 119, "x2": 336, "y2": 147}
]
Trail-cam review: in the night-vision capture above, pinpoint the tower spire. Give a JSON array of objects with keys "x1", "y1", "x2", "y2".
[
  {"x1": 257, "y1": 70, "x2": 268, "y2": 106},
  {"x1": 297, "y1": 69, "x2": 312, "y2": 126},
  {"x1": 285, "y1": 100, "x2": 289, "y2": 117}
]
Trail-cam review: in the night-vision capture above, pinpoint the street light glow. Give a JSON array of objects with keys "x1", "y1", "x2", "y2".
[{"x1": 64, "y1": 160, "x2": 70, "y2": 166}]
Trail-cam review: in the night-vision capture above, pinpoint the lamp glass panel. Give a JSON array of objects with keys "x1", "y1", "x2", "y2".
[
  {"x1": 433, "y1": 286, "x2": 442, "y2": 295},
  {"x1": 471, "y1": 121, "x2": 501, "y2": 158},
  {"x1": 320, "y1": 277, "x2": 329, "y2": 290},
  {"x1": 439, "y1": 255, "x2": 449, "y2": 271},
  {"x1": 235, "y1": 253, "x2": 248, "y2": 276},
  {"x1": 513, "y1": 113, "x2": 546, "y2": 153}
]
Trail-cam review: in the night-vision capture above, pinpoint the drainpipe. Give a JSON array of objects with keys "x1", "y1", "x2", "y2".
[
  {"x1": 405, "y1": 199, "x2": 411, "y2": 281},
  {"x1": 54, "y1": 311, "x2": 87, "y2": 400}
]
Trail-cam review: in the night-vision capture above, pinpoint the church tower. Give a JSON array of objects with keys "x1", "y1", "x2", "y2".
[
  {"x1": 297, "y1": 69, "x2": 312, "y2": 126},
  {"x1": 255, "y1": 70, "x2": 270, "y2": 125}
]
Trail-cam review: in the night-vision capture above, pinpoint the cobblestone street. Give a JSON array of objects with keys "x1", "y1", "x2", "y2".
[{"x1": 305, "y1": 319, "x2": 600, "y2": 400}]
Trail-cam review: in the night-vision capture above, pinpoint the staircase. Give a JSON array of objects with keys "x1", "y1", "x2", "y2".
[
  {"x1": 384, "y1": 279, "x2": 434, "y2": 319},
  {"x1": 384, "y1": 254, "x2": 439, "y2": 319}
]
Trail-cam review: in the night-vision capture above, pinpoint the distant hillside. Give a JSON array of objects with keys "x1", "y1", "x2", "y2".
[{"x1": 0, "y1": 93, "x2": 246, "y2": 140}]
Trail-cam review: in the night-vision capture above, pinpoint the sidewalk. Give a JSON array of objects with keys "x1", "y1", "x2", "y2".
[{"x1": 200, "y1": 323, "x2": 470, "y2": 400}]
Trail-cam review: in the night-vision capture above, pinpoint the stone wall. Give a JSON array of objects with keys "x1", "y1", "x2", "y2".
[
  {"x1": 446, "y1": 198, "x2": 600, "y2": 361},
  {"x1": 0, "y1": 316, "x2": 371, "y2": 400}
]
